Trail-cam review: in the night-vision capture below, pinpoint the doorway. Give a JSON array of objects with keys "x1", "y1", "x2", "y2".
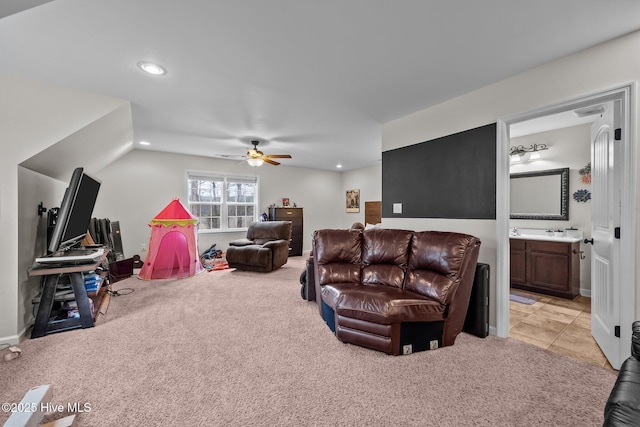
[
  {"x1": 496, "y1": 84, "x2": 636, "y2": 370},
  {"x1": 507, "y1": 114, "x2": 600, "y2": 365}
]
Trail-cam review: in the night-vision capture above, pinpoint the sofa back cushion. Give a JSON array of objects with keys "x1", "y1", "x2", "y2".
[
  {"x1": 362, "y1": 228, "x2": 413, "y2": 288},
  {"x1": 405, "y1": 231, "x2": 480, "y2": 304},
  {"x1": 247, "y1": 221, "x2": 292, "y2": 245},
  {"x1": 314, "y1": 229, "x2": 362, "y2": 286}
]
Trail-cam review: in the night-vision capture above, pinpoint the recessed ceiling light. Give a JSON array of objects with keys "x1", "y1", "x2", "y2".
[
  {"x1": 137, "y1": 62, "x2": 166, "y2": 75},
  {"x1": 139, "y1": 140, "x2": 151, "y2": 146}
]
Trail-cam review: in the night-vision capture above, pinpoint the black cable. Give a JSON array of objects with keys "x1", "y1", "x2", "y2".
[
  {"x1": 99, "y1": 287, "x2": 134, "y2": 316},
  {"x1": 108, "y1": 287, "x2": 134, "y2": 297}
]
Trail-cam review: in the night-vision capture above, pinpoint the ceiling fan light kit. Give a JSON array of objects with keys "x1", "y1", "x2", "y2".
[
  {"x1": 244, "y1": 140, "x2": 291, "y2": 167},
  {"x1": 247, "y1": 158, "x2": 264, "y2": 167}
]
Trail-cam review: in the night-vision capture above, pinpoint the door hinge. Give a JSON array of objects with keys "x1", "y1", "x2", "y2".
[
  {"x1": 615, "y1": 227, "x2": 621, "y2": 239},
  {"x1": 615, "y1": 325, "x2": 621, "y2": 338},
  {"x1": 615, "y1": 128, "x2": 622, "y2": 140}
]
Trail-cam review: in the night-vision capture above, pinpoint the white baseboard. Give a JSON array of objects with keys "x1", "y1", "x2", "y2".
[
  {"x1": 0, "y1": 333, "x2": 21, "y2": 346},
  {"x1": 580, "y1": 288, "x2": 592, "y2": 297},
  {"x1": 0, "y1": 324, "x2": 30, "y2": 346}
]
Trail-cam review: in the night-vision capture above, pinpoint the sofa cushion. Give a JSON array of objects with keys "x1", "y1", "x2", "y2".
[
  {"x1": 362, "y1": 229, "x2": 412, "y2": 288},
  {"x1": 315, "y1": 229, "x2": 362, "y2": 264},
  {"x1": 604, "y1": 321, "x2": 640, "y2": 426},
  {"x1": 604, "y1": 357, "x2": 640, "y2": 426},
  {"x1": 408, "y1": 231, "x2": 477, "y2": 276},
  {"x1": 225, "y1": 245, "x2": 272, "y2": 270},
  {"x1": 362, "y1": 228, "x2": 412, "y2": 265},
  {"x1": 405, "y1": 231, "x2": 478, "y2": 304},
  {"x1": 315, "y1": 229, "x2": 362, "y2": 286},
  {"x1": 362, "y1": 264, "x2": 406, "y2": 288},
  {"x1": 321, "y1": 282, "x2": 351, "y2": 309},
  {"x1": 324, "y1": 283, "x2": 446, "y2": 324},
  {"x1": 404, "y1": 270, "x2": 457, "y2": 306},
  {"x1": 246, "y1": 221, "x2": 292, "y2": 244}
]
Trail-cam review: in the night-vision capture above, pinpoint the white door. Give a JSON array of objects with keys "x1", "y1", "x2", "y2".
[{"x1": 590, "y1": 102, "x2": 622, "y2": 369}]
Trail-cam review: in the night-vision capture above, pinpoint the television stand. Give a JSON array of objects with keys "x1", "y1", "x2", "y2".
[{"x1": 29, "y1": 250, "x2": 108, "y2": 338}]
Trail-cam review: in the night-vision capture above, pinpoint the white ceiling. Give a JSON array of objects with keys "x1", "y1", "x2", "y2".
[
  {"x1": 2, "y1": 0, "x2": 640, "y2": 171},
  {"x1": 510, "y1": 110, "x2": 601, "y2": 139}
]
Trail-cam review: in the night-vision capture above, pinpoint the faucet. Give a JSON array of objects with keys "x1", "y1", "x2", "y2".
[{"x1": 511, "y1": 227, "x2": 519, "y2": 236}]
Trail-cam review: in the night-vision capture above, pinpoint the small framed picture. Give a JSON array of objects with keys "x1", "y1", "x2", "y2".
[
  {"x1": 346, "y1": 189, "x2": 360, "y2": 213},
  {"x1": 282, "y1": 198, "x2": 290, "y2": 207}
]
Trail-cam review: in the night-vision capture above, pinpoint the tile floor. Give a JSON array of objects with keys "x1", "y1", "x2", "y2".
[{"x1": 509, "y1": 289, "x2": 614, "y2": 370}]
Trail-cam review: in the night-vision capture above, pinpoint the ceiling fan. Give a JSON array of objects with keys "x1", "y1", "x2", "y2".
[{"x1": 246, "y1": 140, "x2": 291, "y2": 167}]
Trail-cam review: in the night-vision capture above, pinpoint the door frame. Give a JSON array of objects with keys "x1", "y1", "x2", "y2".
[{"x1": 495, "y1": 83, "x2": 636, "y2": 366}]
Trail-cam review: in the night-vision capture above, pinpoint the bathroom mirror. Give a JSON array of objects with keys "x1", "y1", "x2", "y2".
[{"x1": 510, "y1": 167, "x2": 569, "y2": 220}]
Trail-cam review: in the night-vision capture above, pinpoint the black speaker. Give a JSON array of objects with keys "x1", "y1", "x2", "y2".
[
  {"x1": 110, "y1": 220, "x2": 125, "y2": 261},
  {"x1": 463, "y1": 263, "x2": 490, "y2": 338}
]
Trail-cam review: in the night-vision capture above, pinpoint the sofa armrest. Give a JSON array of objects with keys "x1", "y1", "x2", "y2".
[
  {"x1": 229, "y1": 238, "x2": 255, "y2": 247},
  {"x1": 632, "y1": 321, "x2": 640, "y2": 360},
  {"x1": 262, "y1": 239, "x2": 290, "y2": 250}
]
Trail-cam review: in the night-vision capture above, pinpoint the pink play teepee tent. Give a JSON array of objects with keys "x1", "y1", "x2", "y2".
[{"x1": 138, "y1": 198, "x2": 204, "y2": 280}]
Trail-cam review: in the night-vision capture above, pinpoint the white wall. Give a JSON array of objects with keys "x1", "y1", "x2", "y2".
[
  {"x1": 340, "y1": 163, "x2": 382, "y2": 228},
  {"x1": 17, "y1": 167, "x2": 66, "y2": 334},
  {"x1": 0, "y1": 73, "x2": 130, "y2": 343},
  {"x1": 510, "y1": 124, "x2": 592, "y2": 293},
  {"x1": 382, "y1": 30, "x2": 640, "y2": 329},
  {"x1": 93, "y1": 149, "x2": 345, "y2": 258}
]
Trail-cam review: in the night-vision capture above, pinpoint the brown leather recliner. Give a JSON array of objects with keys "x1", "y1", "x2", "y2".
[{"x1": 226, "y1": 221, "x2": 292, "y2": 272}]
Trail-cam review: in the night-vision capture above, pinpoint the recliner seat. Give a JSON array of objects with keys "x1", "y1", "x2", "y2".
[{"x1": 226, "y1": 221, "x2": 292, "y2": 272}]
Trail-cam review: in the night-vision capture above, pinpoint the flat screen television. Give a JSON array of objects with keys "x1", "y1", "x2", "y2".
[{"x1": 48, "y1": 167, "x2": 101, "y2": 254}]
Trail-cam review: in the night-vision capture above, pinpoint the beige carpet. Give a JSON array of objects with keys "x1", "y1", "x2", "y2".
[{"x1": 0, "y1": 257, "x2": 616, "y2": 426}]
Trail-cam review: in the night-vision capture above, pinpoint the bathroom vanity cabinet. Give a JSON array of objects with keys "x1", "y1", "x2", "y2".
[{"x1": 510, "y1": 238, "x2": 580, "y2": 299}]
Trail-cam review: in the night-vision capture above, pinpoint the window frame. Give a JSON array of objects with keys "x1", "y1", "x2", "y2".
[{"x1": 185, "y1": 170, "x2": 259, "y2": 233}]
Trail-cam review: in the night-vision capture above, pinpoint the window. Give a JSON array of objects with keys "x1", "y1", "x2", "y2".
[{"x1": 186, "y1": 171, "x2": 258, "y2": 232}]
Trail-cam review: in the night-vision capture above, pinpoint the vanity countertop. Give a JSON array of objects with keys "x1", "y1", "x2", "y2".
[{"x1": 509, "y1": 234, "x2": 582, "y2": 243}]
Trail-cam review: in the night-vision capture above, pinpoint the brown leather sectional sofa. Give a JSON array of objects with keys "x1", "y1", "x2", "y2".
[
  {"x1": 604, "y1": 321, "x2": 640, "y2": 426},
  {"x1": 312, "y1": 228, "x2": 481, "y2": 355}
]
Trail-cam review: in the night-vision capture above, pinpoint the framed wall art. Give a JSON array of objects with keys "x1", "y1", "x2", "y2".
[{"x1": 346, "y1": 189, "x2": 360, "y2": 213}]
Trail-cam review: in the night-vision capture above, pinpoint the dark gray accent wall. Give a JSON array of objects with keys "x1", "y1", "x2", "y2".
[{"x1": 382, "y1": 123, "x2": 496, "y2": 219}]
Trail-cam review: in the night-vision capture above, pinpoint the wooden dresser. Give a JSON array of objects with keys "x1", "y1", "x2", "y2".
[
  {"x1": 510, "y1": 238, "x2": 580, "y2": 299},
  {"x1": 268, "y1": 207, "x2": 303, "y2": 256}
]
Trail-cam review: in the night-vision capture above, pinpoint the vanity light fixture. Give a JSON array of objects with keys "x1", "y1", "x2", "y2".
[
  {"x1": 139, "y1": 140, "x2": 151, "y2": 146},
  {"x1": 529, "y1": 151, "x2": 542, "y2": 161},
  {"x1": 336, "y1": 164, "x2": 343, "y2": 169},
  {"x1": 509, "y1": 143, "x2": 548, "y2": 162},
  {"x1": 137, "y1": 61, "x2": 166, "y2": 75}
]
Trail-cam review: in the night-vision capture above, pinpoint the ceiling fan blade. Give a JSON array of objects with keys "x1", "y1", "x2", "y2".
[
  {"x1": 212, "y1": 154, "x2": 247, "y2": 160},
  {"x1": 263, "y1": 158, "x2": 280, "y2": 166},
  {"x1": 264, "y1": 154, "x2": 292, "y2": 159}
]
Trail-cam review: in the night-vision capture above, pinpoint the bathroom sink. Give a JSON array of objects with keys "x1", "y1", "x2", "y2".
[{"x1": 509, "y1": 228, "x2": 583, "y2": 243}]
